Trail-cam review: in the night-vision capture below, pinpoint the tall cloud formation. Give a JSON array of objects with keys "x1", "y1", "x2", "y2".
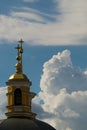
[
  {"x1": 33, "y1": 50, "x2": 87, "y2": 130},
  {"x1": 0, "y1": 0, "x2": 87, "y2": 45}
]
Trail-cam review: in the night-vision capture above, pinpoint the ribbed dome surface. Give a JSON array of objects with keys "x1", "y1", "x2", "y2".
[{"x1": 0, "y1": 118, "x2": 56, "y2": 130}]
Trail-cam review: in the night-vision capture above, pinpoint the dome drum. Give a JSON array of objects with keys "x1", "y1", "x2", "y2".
[
  {"x1": 6, "y1": 79, "x2": 32, "y2": 87},
  {"x1": 5, "y1": 111, "x2": 36, "y2": 119}
]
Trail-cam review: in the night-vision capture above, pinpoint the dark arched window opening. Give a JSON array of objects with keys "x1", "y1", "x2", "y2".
[{"x1": 14, "y1": 88, "x2": 22, "y2": 105}]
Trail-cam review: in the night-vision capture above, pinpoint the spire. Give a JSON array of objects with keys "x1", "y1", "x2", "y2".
[{"x1": 15, "y1": 39, "x2": 24, "y2": 73}]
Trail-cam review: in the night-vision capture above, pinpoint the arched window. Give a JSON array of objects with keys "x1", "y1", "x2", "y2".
[{"x1": 14, "y1": 88, "x2": 22, "y2": 105}]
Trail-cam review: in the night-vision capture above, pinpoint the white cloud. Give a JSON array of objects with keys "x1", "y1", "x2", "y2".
[
  {"x1": 33, "y1": 50, "x2": 87, "y2": 130},
  {"x1": 0, "y1": 87, "x2": 7, "y2": 119},
  {"x1": 11, "y1": 11, "x2": 45, "y2": 23},
  {"x1": 63, "y1": 108, "x2": 80, "y2": 118},
  {"x1": 0, "y1": 0, "x2": 87, "y2": 45},
  {"x1": 40, "y1": 50, "x2": 87, "y2": 94}
]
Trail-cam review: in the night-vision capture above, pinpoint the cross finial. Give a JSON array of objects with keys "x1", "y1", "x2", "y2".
[
  {"x1": 15, "y1": 39, "x2": 24, "y2": 73},
  {"x1": 18, "y1": 38, "x2": 24, "y2": 44}
]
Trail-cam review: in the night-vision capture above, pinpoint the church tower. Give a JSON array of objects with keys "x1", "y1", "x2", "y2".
[
  {"x1": 0, "y1": 39, "x2": 56, "y2": 130},
  {"x1": 5, "y1": 39, "x2": 36, "y2": 119}
]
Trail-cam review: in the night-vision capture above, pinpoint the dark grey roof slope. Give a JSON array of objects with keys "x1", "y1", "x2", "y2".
[{"x1": 0, "y1": 118, "x2": 56, "y2": 130}]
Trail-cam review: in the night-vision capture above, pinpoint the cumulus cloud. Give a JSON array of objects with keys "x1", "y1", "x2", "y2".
[
  {"x1": 33, "y1": 50, "x2": 87, "y2": 130},
  {"x1": 0, "y1": 0, "x2": 87, "y2": 45},
  {"x1": 40, "y1": 50, "x2": 87, "y2": 94}
]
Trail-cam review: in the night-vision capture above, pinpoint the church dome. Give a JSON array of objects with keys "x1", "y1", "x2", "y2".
[
  {"x1": 0, "y1": 118, "x2": 56, "y2": 130},
  {"x1": 8, "y1": 73, "x2": 29, "y2": 82}
]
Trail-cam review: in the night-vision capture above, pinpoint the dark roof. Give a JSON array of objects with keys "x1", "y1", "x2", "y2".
[{"x1": 0, "y1": 118, "x2": 56, "y2": 130}]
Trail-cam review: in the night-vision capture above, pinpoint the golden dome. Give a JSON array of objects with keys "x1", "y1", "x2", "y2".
[{"x1": 8, "y1": 73, "x2": 29, "y2": 81}]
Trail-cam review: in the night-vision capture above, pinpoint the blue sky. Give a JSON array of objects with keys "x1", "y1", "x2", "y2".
[{"x1": 0, "y1": 0, "x2": 87, "y2": 130}]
